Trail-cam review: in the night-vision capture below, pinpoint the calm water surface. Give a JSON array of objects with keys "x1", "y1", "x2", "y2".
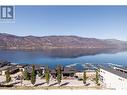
[{"x1": 0, "y1": 50, "x2": 127, "y2": 69}]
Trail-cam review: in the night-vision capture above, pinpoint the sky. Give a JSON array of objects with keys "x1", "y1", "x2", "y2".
[{"x1": 0, "y1": 6, "x2": 127, "y2": 41}]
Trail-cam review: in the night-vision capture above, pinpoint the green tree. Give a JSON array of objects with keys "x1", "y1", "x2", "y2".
[
  {"x1": 20, "y1": 69, "x2": 23, "y2": 86},
  {"x1": 95, "y1": 69, "x2": 99, "y2": 85},
  {"x1": 45, "y1": 65, "x2": 50, "y2": 85},
  {"x1": 20, "y1": 75, "x2": 23, "y2": 86},
  {"x1": 5, "y1": 69, "x2": 11, "y2": 83},
  {"x1": 56, "y1": 65, "x2": 62, "y2": 85},
  {"x1": 23, "y1": 68, "x2": 30, "y2": 80},
  {"x1": 31, "y1": 64, "x2": 36, "y2": 85},
  {"x1": 83, "y1": 70, "x2": 87, "y2": 84}
]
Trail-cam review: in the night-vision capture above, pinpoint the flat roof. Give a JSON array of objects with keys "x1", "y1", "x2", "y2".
[
  {"x1": 100, "y1": 66, "x2": 127, "y2": 79},
  {"x1": 50, "y1": 67, "x2": 76, "y2": 74},
  {"x1": 114, "y1": 66, "x2": 127, "y2": 71},
  {"x1": 0, "y1": 66, "x2": 11, "y2": 71},
  {"x1": 0, "y1": 65, "x2": 19, "y2": 72}
]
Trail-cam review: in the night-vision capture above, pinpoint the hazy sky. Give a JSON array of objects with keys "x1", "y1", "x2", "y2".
[{"x1": 0, "y1": 6, "x2": 127, "y2": 40}]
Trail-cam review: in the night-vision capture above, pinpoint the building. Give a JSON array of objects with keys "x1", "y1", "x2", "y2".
[
  {"x1": 50, "y1": 67, "x2": 76, "y2": 79},
  {"x1": 0, "y1": 66, "x2": 11, "y2": 75},
  {"x1": 24, "y1": 64, "x2": 45, "y2": 75},
  {"x1": 74, "y1": 70, "x2": 96, "y2": 79},
  {"x1": 99, "y1": 66, "x2": 127, "y2": 89},
  {"x1": 0, "y1": 60, "x2": 11, "y2": 68},
  {"x1": 16, "y1": 64, "x2": 28, "y2": 71},
  {"x1": 0, "y1": 65, "x2": 19, "y2": 75},
  {"x1": 9, "y1": 66, "x2": 19, "y2": 74}
]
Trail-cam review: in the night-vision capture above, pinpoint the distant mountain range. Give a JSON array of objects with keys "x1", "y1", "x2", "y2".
[{"x1": 0, "y1": 33, "x2": 127, "y2": 50}]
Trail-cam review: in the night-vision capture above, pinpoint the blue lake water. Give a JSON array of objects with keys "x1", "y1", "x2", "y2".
[{"x1": 0, "y1": 50, "x2": 127, "y2": 69}]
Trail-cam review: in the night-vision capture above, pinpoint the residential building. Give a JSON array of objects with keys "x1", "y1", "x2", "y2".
[
  {"x1": 99, "y1": 66, "x2": 127, "y2": 89},
  {"x1": 0, "y1": 60, "x2": 11, "y2": 68},
  {"x1": 24, "y1": 64, "x2": 45, "y2": 75},
  {"x1": 74, "y1": 70, "x2": 96, "y2": 79},
  {"x1": 50, "y1": 67, "x2": 76, "y2": 78},
  {"x1": 0, "y1": 65, "x2": 19, "y2": 75}
]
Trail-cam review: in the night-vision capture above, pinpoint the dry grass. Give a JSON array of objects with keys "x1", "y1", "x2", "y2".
[{"x1": 0, "y1": 86, "x2": 103, "y2": 90}]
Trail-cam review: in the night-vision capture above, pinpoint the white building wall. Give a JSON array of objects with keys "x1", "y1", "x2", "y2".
[
  {"x1": 100, "y1": 68, "x2": 127, "y2": 90},
  {"x1": 2, "y1": 70, "x2": 6, "y2": 75}
]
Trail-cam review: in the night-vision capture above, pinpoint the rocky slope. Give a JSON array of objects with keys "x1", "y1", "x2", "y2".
[{"x1": 0, "y1": 33, "x2": 127, "y2": 50}]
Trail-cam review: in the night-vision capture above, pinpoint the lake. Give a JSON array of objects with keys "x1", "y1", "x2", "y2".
[{"x1": 0, "y1": 49, "x2": 127, "y2": 69}]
